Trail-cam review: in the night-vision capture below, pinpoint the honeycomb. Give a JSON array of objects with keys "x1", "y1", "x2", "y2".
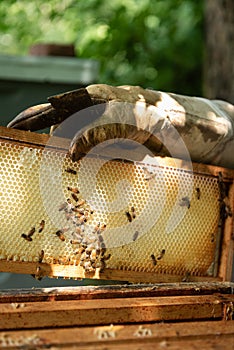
[{"x1": 0, "y1": 137, "x2": 222, "y2": 281}]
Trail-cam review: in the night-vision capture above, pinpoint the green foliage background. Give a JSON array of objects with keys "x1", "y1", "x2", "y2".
[{"x1": 0, "y1": 0, "x2": 204, "y2": 95}]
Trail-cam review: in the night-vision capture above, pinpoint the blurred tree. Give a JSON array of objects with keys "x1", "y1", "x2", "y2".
[
  {"x1": 204, "y1": 0, "x2": 234, "y2": 103},
  {"x1": 0, "y1": 0, "x2": 203, "y2": 95}
]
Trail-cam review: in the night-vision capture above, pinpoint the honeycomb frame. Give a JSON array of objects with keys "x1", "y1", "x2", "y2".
[{"x1": 0, "y1": 126, "x2": 233, "y2": 283}]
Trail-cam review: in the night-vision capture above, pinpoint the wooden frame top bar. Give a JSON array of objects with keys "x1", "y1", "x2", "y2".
[{"x1": 1, "y1": 125, "x2": 234, "y2": 179}]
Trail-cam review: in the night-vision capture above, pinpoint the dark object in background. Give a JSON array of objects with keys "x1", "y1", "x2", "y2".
[
  {"x1": 204, "y1": 0, "x2": 234, "y2": 104},
  {"x1": 0, "y1": 53, "x2": 99, "y2": 128},
  {"x1": 29, "y1": 43, "x2": 76, "y2": 57}
]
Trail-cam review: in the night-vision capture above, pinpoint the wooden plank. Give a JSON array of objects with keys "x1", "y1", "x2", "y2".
[
  {"x1": 0, "y1": 321, "x2": 233, "y2": 349},
  {"x1": 0, "y1": 295, "x2": 227, "y2": 330},
  {"x1": 0, "y1": 126, "x2": 50, "y2": 147},
  {"x1": 0, "y1": 125, "x2": 70, "y2": 151},
  {"x1": 44, "y1": 338, "x2": 233, "y2": 350},
  {"x1": 0, "y1": 260, "x2": 222, "y2": 284},
  {"x1": 0, "y1": 282, "x2": 233, "y2": 304}
]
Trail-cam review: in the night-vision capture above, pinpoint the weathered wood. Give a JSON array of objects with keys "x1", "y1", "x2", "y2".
[
  {"x1": 0, "y1": 282, "x2": 233, "y2": 304},
  {"x1": 0, "y1": 125, "x2": 49, "y2": 147},
  {"x1": 0, "y1": 321, "x2": 233, "y2": 349},
  {"x1": 0, "y1": 294, "x2": 231, "y2": 330},
  {"x1": 0, "y1": 125, "x2": 70, "y2": 151},
  {"x1": 0, "y1": 260, "x2": 222, "y2": 284},
  {"x1": 39, "y1": 338, "x2": 232, "y2": 350}
]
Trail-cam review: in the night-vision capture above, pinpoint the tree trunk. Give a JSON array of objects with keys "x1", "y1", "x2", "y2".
[{"x1": 204, "y1": 0, "x2": 234, "y2": 104}]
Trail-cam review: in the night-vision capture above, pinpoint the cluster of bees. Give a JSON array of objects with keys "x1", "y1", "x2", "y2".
[
  {"x1": 20, "y1": 166, "x2": 112, "y2": 275},
  {"x1": 56, "y1": 167, "x2": 112, "y2": 274},
  {"x1": 20, "y1": 164, "x2": 233, "y2": 279}
]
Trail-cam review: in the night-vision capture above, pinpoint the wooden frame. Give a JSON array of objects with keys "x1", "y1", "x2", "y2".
[
  {"x1": 0, "y1": 127, "x2": 233, "y2": 349},
  {"x1": 0, "y1": 126, "x2": 233, "y2": 283},
  {"x1": 0, "y1": 282, "x2": 233, "y2": 349}
]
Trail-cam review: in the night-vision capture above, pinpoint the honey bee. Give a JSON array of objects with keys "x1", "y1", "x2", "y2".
[
  {"x1": 102, "y1": 253, "x2": 111, "y2": 261},
  {"x1": 38, "y1": 220, "x2": 45, "y2": 233},
  {"x1": 71, "y1": 193, "x2": 79, "y2": 202},
  {"x1": 223, "y1": 197, "x2": 233, "y2": 217},
  {"x1": 133, "y1": 231, "x2": 139, "y2": 241},
  {"x1": 59, "y1": 202, "x2": 68, "y2": 211},
  {"x1": 211, "y1": 233, "x2": 215, "y2": 243},
  {"x1": 157, "y1": 249, "x2": 165, "y2": 260},
  {"x1": 131, "y1": 207, "x2": 136, "y2": 219},
  {"x1": 66, "y1": 198, "x2": 75, "y2": 212},
  {"x1": 65, "y1": 167, "x2": 77, "y2": 175},
  {"x1": 100, "y1": 224, "x2": 107, "y2": 232},
  {"x1": 84, "y1": 210, "x2": 90, "y2": 217},
  {"x1": 100, "y1": 242, "x2": 106, "y2": 252},
  {"x1": 38, "y1": 250, "x2": 44, "y2": 263},
  {"x1": 179, "y1": 196, "x2": 190, "y2": 209},
  {"x1": 94, "y1": 222, "x2": 100, "y2": 233},
  {"x1": 55, "y1": 229, "x2": 67, "y2": 241},
  {"x1": 79, "y1": 258, "x2": 85, "y2": 267},
  {"x1": 28, "y1": 227, "x2": 36, "y2": 237},
  {"x1": 75, "y1": 246, "x2": 85, "y2": 256},
  {"x1": 225, "y1": 205, "x2": 233, "y2": 217},
  {"x1": 195, "y1": 188, "x2": 201, "y2": 200},
  {"x1": 93, "y1": 222, "x2": 106, "y2": 235},
  {"x1": 58, "y1": 256, "x2": 69, "y2": 265},
  {"x1": 78, "y1": 216, "x2": 87, "y2": 224},
  {"x1": 67, "y1": 187, "x2": 79, "y2": 194},
  {"x1": 21, "y1": 233, "x2": 32, "y2": 242},
  {"x1": 75, "y1": 226, "x2": 82, "y2": 235},
  {"x1": 73, "y1": 207, "x2": 84, "y2": 214},
  {"x1": 98, "y1": 234, "x2": 104, "y2": 243},
  {"x1": 21, "y1": 227, "x2": 36, "y2": 241},
  {"x1": 125, "y1": 207, "x2": 136, "y2": 222},
  {"x1": 70, "y1": 239, "x2": 80, "y2": 245},
  {"x1": 96, "y1": 254, "x2": 111, "y2": 272},
  {"x1": 91, "y1": 261, "x2": 97, "y2": 269},
  {"x1": 56, "y1": 232, "x2": 66, "y2": 241},
  {"x1": 125, "y1": 211, "x2": 132, "y2": 222},
  {"x1": 143, "y1": 167, "x2": 156, "y2": 181},
  {"x1": 65, "y1": 212, "x2": 72, "y2": 221},
  {"x1": 218, "y1": 171, "x2": 226, "y2": 199},
  {"x1": 96, "y1": 259, "x2": 106, "y2": 272},
  {"x1": 79, "y1": 223, "x2": 85, "y2": 232},
  {"x1": 31, "y1": 266, "x2": 43, "y2": 281},
  {"x1": 76, "y1": 199, "x2": 86, "y2": 207},
  {"x1": 89, "y1": 209, "x2": 94, "y2": 214},
  {"x1": 182, "y1": 271, "x2": 190, "y2": 282},
  {"x1": 83, "y1": 260, "x2": 95, "y2": 273},
  {"x1": 90, "y1": 249, "x2": 97, "y2": 262},
  {"x1": 150, "y1": 254, "x2": 157, "y2": 266}
]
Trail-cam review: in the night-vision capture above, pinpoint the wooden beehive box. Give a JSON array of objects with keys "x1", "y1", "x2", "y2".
[
  {"x1": 0, "y1": 282, "x2": 233, "y2": 349},
  {"x1": 0, "y1": 126, "x2": 233, "y2": 349},
  {"x1": 0, "y1": 125, "x2": 233, "y2": 283}
]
